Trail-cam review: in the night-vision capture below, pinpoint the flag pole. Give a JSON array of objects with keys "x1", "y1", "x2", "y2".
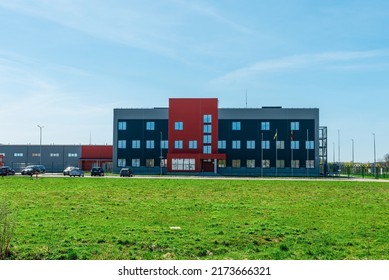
[
  {"x1": 275, "y1": 129, "x2": 278, "y2": 177},
  {"x1": 261, "y1": 132, "x2": 263, "y2": 177}
]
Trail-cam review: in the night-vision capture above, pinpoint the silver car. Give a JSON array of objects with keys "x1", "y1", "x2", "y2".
[{"x1": 69, "y1": 168, "x2": 84, "y2": 177}]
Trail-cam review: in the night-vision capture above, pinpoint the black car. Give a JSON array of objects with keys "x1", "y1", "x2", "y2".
[
  {"x1": 0, "y1": 166, "x2": 16, "y2": 176},
  {"x1": 21, "y1": 165, "x2": 46, "y2": 175},
  {"x1": 120, "y1": 168, "x2": 133, "y2": 177},
  {"x1": 91, "y1": 167, "x2": 104, "y2": 176}
]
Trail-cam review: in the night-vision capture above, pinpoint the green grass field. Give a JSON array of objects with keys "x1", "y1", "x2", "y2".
[{"x1": 0, "y1": 176, "x2": 388, "y2": 260}]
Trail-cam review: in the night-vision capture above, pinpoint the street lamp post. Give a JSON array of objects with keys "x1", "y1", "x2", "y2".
[
  {"x1": 37, "y1": 125, "x2": 44, "y2": 165},
  {"x1": 373, "y1": 133, "x2": 377, "y2": 178},
  {"x1": 351, "y1": 139, "x2": 354, "y2": 163}
]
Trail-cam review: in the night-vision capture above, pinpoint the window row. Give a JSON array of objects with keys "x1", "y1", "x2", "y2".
[
  {"x1": 118, "y1": 121, "x2": 156, "y2": 131},
  {"x1": 232, "y1": 121, "x2": 301, "y2": 131},
  {"x1": 117, "y1": 158, "x2": 167, "y2": 168},
  {"x1": 218, "y1": 159, "x2": 315, "y2": 169},
  {"x1": 8, "y1": 153, "x2": 78, "y2": 157},
  {"x1": 218, "y1": 140, "x2": 314, "y2": 150}
]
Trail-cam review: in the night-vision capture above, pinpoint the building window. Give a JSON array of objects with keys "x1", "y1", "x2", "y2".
[
  {"x1": 132, "y1": 159, "x2": 140, "y2": 167},
  {"x1": 14, "y1": 153, "x2": 23, "y2": 157},
  {"x1": 146, "y1": 159, "x2": 155, "y2": 168},
  {"x1": 232, "y1": 121, "x2": 241, "y2": 130},
  {"x1": 291, "y1": 122, "x2": 300, "y2": 130},
  {"x1": 160, "y1": 159, "x2": 167, "y2": 167},
  {"x1": 276, "y1": 160, "x2": 285, "y2": 168},
  {"x1": 118, "y1": 159, "x2": 126, "y2": 167},
  {"x1": 203, "y1": 114, "x2": 212, "y2": 123},
  {"x1": 232, "y1": 159, "x2": 241, "y2": 168},
  {"x1": 218, "y1": 140, "x2": 226, "y2": 149},
  {"x1": 118, "y1": 140, "x2": 127, "y2": 149},
  {"x1": 146, "y1": 140, "x2": 154, "y2": 149},
  {"x1": 232, "y1": 140, "x2": 241, "y2": 149},
  {"x1": 247, "y1": 160, "x2": 256, "y2": 168},
  {"x1": 50, "y1": 153, "x2": 59, "y2": 157},
  {"x1": 247, "y1": 140, "x2": 255, "y2": 149},
  {"x1": 306, "y1": 160, "x2": 315, "y2": 168},
  {"x1": 175, "y1": 121, "x2": 183, "y2": 130},
  {"x1": 291, "y1": 141, "x2": 300, "y2": 149},
  {"x1": 189, "y1": 140, "x2": 197, "y2": 149},
  {"x1": 32, "y1": 153, "x2": 40, "y2": 157},
  {"x1": 203, "y1": 145, "x2": 211, "y2": 154},
  {"x1": 218, "y1": 160, "x2": 226, "y2": 168},
  {"x1": 262, "y1": 160, "x2": 270, "y2": 168},
  {"x1": 306, "y1": 141, "x2": 314, "y2": 149},
  {"x1": 146, "y1": 122, "x2": 155, "y2": 130},
  {"x1": 68, "y1": 153, "x2": 78, "y2": 157},
  {"x1": 291, "y1": 160, "x2": 300, "y2": 168},
  {"x1": 161, "y1": 140, "x2": 168, "y2": 149},
  {"x1": 203, "y1": 124, "x2": 212, "y2": 133},
  {"x1": 172, "y1": 158, "x2": 195, "y2": 171},
  {"x1": 132, "y1": 140, "x2": 140, "y2": 149},
  {"x1": 261, "y1": 140, "x2": 270, "y2": 149},
  {"x1": 276, "y1": 141, "x2": 285, "y2": 149},
  {"x1": 203, "y1": 135, "x2": 212, "y2": 144},
  {"x1": 174, "y1": 140, "x2": 183, "y2": 149},
  {"x1": 261, "y1": 122, "x2": 270, "y2": 130},
  {"x1": 118, "y1": 121, "x2": 127, "y2": 130}
]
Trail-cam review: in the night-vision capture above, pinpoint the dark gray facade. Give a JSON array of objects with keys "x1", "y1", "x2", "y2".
[
  {"x1": 113, "y1": 105, "x2": 322, "y2": 176},
  {"x1": 0, "y1": 145, "x2": 82, "y2": 172}
]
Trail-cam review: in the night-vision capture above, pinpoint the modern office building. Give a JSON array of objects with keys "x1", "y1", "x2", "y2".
[
  {"x1": 113, "y1": 98, "x2": 327, "y2": 176},
  {"x1": 0, "y1": 144, "x2": 112, "y2": 172}
]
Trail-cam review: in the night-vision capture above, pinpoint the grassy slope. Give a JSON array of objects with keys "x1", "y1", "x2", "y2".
[{"x1": 0, "y1": 177, "x2": 388, "y2": 260}]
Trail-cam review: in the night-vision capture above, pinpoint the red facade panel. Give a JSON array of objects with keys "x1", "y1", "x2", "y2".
[
  {"x1": 80, "y1": 145, "x2": 113, "y2": 171},
  {"x1": 167, "y1": 98, "x2": 225, "y2": 173}
]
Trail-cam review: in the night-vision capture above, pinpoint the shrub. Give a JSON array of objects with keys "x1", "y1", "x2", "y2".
[{"x1": 0, "y1": 200, "x2": 16, "y2": 259}]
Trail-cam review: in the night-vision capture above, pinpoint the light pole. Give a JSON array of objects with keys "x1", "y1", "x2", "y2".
[
  {"x1": 37, "y1": 125, "x2": 44, "y2": 165},
  {"x1": 373, "y1": 133, "x2": 376, "y2": 177},
  {"x1": 351, "y1": 139, "x2": 354, "y2": 163}
]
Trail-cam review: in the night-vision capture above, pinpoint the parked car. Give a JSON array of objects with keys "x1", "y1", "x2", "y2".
[
  {"x1": 69, "y1": 168, "x2": 84, "y2": 177},
  {"x1": 63, "y1": 166, "x2": 76, "y2": 176},
  {"x1": 120, "y1": 168, "x2": 133, "y2": 177},
  {"x1": 21, "y1": 165, "x2": 45, "y2": 175},
  {"x1": 0, "y1": 166, "x2": 16, "y2": 176},
  {"x1": 91, "y1": 167, "x2": 104, "y2": 176}
]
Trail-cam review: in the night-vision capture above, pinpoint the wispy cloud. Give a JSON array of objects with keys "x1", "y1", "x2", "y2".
[{"x1": 210, "y1": 50, "x2": 389, "y2": 86}]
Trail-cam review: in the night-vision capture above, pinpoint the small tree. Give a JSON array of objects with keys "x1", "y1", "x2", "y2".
[
  {"x1": 384, "y1": 154, "x2": 389, "y2": 167},
  {"x1": 0, "y1": 200, "x2": 16, "y2": 259}
]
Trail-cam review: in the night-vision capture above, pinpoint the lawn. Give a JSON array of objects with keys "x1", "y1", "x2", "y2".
[{"x1": 0, "y1": 176, "x2": 388, "y2": 260}]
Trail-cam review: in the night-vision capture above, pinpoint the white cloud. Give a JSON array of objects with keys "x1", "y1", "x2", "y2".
[{"x1": 209, "y1": 50, "x2": 389, "y2": 87}]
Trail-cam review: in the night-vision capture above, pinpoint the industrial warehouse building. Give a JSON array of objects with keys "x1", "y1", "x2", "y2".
[
  {"x1": 113, "y1": 98, "x2": 327, "y2": 176},
  {"x1": 0, "y1": 145, "x2": 113, "y2": 172}
]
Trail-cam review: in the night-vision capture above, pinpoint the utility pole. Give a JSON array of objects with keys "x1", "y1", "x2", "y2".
[{"x1": 37, "y1": 125, "x2": 44, "y2": 165}]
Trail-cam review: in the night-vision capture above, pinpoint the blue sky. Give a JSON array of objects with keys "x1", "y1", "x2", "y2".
[{"x1": 0, "y1": 0, "x2": 388, "y2": 162}]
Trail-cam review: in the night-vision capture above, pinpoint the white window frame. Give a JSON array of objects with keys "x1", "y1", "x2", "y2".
[
  {"x1": 132, "y1": 140, "x2": 140, "y2": 149},
  {"x1": 118, "y1": 121, "x2": 127, "y2": 130},
  {"x1": 146, "y1": 121, "x2": 155, "y2": 130},
  {"x1": 247, "y1": 140, "x2": 255, "y2": 149},
  {"x1": 146, "y1": 140, "x2": 154, "y2": 149},
  {"x1": 232, "y1": 140, "x2": 241, "y2": 149},
  {"x1": 118, "y1": 158, "x2": 126, "y2": 167},
  {"x1": 132, "y1": 159, "x2": 140, "y2": 167},
  {"x1": 232, "y1": 121, "x2": 241, "y2": 130},
  {"x1": 203, "y1": 114, "x2": 212, "y2": 123},
  {"x1": 306, "y1": 141, "x2": 314, "y2": 149},
  {"x1": 261, "y1": 122, "x2": 270, "y2": 130},
  {"x1": 174, "y1": 140, "x2": 183, "y2": 149},
  {"x1": 118, "y1": 140, "x2": 127, "y2": 149},
  {"x1": 218, "y1": 140, "x2": 226, "y2": 149},
  {"x1": 174, "y1": 121, "x2": 183, "y2": 130},
  {"x1": 291, "y1": 122, "x2": 300, "y2": 130},
  {"x1": 291, "y1": 141, "x2": 300, "y2": 150},
  {"x1": 261, "y1": 140, "x2": 270, "y2": 149},
  {"x1": 160, "y1": 140, "x2": 168, "y2": 149},
  {"x1": 189, "y1": 140, "x2": 197, "y2": 149},
  {"x1": 203, "y1": 135, "x2": 212, "y2": 144},
  {"x1": 203, "y1": 145, "x2": 211, "y2": 154}
]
